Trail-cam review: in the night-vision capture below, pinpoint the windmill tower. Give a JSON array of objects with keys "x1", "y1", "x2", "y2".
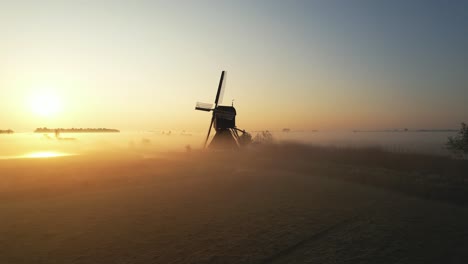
[{"x1": 195, "y1": 71, "x2": 248, "y2": 149}]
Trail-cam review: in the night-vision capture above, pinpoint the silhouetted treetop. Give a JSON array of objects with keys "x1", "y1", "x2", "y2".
[{"x1": 34, "y1": 128, "x2": 119, "y2": 133}]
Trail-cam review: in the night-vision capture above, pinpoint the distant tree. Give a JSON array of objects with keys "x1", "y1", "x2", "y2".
[{"x1": 446, "y1": 123, "x2": 468, "y2": 158}]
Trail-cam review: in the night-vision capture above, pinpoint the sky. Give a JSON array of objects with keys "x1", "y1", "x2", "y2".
[{"x1": 1, "y1": 0, "x2": 467, "y2": 132}]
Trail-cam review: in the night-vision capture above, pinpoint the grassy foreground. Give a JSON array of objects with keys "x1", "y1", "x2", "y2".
[{"x1": 1, "y1": 144, "x2": 468, "y2": 264}]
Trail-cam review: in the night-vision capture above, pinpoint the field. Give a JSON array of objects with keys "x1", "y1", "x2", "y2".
[{"x1": 1, "y1": 144, "x2": 468, "y2": 263}]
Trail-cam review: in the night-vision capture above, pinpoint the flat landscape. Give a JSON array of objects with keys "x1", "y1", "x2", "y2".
[
  {"x1": 2, "y1": 1, "x2": 468, "y2": 263},
  {"x1": 1, "y1": 145, "x2": 468, "y2": 264}
]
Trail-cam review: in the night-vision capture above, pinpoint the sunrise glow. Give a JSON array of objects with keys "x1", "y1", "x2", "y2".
[{"x1": 29, "y1": 92, "x2": 62, "y2": 117}]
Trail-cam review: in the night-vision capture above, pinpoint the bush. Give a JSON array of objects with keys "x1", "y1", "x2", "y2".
[
  {"x1": 446, "y1": 123, "x2": 468, "y2": 158},
  {"x1": 253, "y1": 130, "x2": 274, "y2": 144},
  {"x1": 238, "y1": 131, "x2": 252, "y2": 146}
]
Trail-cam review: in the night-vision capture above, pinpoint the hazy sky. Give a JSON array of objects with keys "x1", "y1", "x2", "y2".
[{"x1": 1, "y1": 0, "x2": 467, "y2": 131}]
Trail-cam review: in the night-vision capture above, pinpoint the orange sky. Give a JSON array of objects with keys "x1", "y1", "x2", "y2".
[{"x1": 1, "y1": 1, "x2": 467, "y2": 132}]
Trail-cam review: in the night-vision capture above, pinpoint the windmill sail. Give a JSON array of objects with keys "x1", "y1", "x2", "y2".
[
  {"x1": 195, "y1": 102, "x2": 213, "y2": 112},
  {"x1": 218, "y1": 72, "x2": 226, "y2": 105},
  {"x1": 204, "y1": 115, "x2": 215, "y2": 148},
  {"x1": 214, "y1": 71, "x2": 226, "y2": 106}
]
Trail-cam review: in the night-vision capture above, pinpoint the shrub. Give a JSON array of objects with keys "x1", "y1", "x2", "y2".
[
  {"x1": 253, "y1": 130, "x2": 274, "y2": 144},
  {"x1": 446, "y1": 123, "x2": 468, "y2": 158},
  {"x1": 238, "y1": 131, "x2": 252, "y2": 146}
]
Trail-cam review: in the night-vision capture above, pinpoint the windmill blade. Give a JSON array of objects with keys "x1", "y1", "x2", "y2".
[
  {"x1": 218, "y1": 72, "x2": 226, "y2": 105},
  {"x1": 203, "y1": 115, "x2": 215, "y2": 148},
  {"x1": 214, "y1": 71, "x2": 226, "y2": 106},
  {"x1": 195, "y1": 102, "x2": 213, "y2": 112}
]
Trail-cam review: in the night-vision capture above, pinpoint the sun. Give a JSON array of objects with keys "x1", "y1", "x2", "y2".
[{"x1": 30, "y1": 92, "x2": 62, "y2": 117}]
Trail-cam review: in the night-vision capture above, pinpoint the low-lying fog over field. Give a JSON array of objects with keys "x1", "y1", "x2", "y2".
[
  {"x1": 1, "y1": 139, "x2": 468, "y2": 263},
  {"x1": 0, "y1": 130, "x2": 458, "y2": 159}
]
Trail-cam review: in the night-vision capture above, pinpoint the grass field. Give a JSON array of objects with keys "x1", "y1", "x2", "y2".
[{"x1": 1, "y1": 144, "x2": 468, "y2": 263}]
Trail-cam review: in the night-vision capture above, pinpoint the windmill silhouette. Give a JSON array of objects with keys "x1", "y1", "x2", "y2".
[{"x1": 195, "y1": 71, "x2": 249, "y2": 149}]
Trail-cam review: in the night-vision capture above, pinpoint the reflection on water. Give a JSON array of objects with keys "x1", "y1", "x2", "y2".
[
  {"x1": 23, "y1": 151, "x2": 75, "y2": 159},
  {"x1": 0, "y1": 151, "x2": 75, "y2": 160}
]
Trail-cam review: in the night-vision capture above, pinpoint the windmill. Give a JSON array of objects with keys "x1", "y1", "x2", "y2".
[{"x1": 195, "y1": 71, "x2": 250, "y2": 149}]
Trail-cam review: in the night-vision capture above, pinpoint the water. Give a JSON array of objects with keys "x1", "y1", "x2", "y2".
[{"x1": 0, "y1": 130, "x2": 458, "y2": 159}]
